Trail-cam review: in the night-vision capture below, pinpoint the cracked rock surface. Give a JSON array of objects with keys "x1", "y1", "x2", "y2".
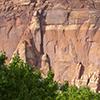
[{"x1": 0, "y1": 0, "x2": 100, "y2": 92}]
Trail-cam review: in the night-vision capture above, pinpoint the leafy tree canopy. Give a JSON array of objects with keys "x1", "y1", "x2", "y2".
[{"x1": 0, "y1": 52, "x2": 100, "y2": 100}]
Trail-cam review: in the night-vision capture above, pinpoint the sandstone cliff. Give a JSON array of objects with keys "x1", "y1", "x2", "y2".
[{"x1": 0, "y1": 0, "x2": 100, "y2": 92}]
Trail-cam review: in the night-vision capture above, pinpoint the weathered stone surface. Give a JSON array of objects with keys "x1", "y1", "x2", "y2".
[
  {"x1": 13, "y1": 0, "x2": 31, "y2": 5},
  {"x1": 0, "y1": 0, "x2": 100, "y2": 92},
  {"x1": 45, "y1": 9, "x2": 68, "y2": 25},
  {"x1": 40, "y1": 53, "x2": 50, "y2": 78},
  {"x1": 89, "y1": 43, "x2": 100, "y2": 66}
]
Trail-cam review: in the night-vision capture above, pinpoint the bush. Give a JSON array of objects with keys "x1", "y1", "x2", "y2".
[{"x1": 0, "y1": 52, "x2": 100, "y2": 100}]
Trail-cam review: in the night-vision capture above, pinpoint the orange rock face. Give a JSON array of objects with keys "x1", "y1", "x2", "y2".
[{"x1": 0, "y1": 0, "x2": 100, "y2": 92}]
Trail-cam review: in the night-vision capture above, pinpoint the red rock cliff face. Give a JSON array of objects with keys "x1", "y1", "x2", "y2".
[{"x1": 0, "y1": 0, "x2": 100, "y2": 92}]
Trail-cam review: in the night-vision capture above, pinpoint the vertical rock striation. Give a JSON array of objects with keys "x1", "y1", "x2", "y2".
[{"x1": 0, "y1": 0, "x2": 100, "y2": 92}]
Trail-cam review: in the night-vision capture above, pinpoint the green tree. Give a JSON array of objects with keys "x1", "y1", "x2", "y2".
[{"x1": 0, "y1": 52, "x2": 100, "y2": 100}]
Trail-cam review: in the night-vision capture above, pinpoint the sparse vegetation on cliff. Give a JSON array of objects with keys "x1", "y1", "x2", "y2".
[{"x1": 0, "y1": 52, "x2": 100, "y2": 100}]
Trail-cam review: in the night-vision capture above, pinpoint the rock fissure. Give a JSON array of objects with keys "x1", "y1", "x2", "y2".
[{"x1": 0, "y1": 0, "x2": 100, "y2": 92}]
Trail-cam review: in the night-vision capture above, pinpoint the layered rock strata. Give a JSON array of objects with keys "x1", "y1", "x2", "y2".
[{"x1": 0, "y1": 0, "x2": 100, "y2": 92}]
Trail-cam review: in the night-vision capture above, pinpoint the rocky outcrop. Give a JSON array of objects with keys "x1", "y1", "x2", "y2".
[
  {"x1": 40, "y1": 53, "x2": 50, "y2": 78},
  {"x1": 0, "y1": 0, "x2": 100, "y2": 92}
]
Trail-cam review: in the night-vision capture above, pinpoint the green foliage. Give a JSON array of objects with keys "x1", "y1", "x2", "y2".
[
  {"x1": 56, "y1": 82, "x2": 69, "y2": 100},
  {"x1": 0, "y1": 52, "x2": 100, "y2": 100},
  {"x1": 0, "y1": 51, "x2": 7, "y2": 66}
]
